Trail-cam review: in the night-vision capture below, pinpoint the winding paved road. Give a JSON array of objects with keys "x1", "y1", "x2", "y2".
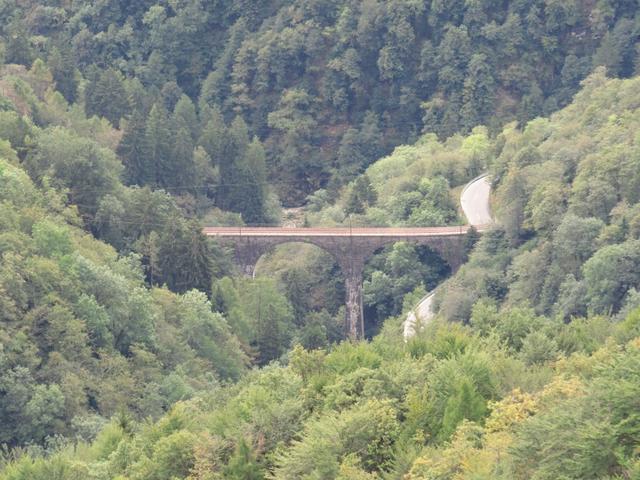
[
  {"x1": 403, "y1": 174, "x2": 492, "y2": 340},
  {"x1": 460, "y1": 174, "x2": 493, "y2": 226}
]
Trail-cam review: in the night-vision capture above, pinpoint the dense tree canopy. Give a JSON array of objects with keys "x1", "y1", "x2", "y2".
[
  {"x1": 1, "y1": 2, "x2": 640, "y2": 479},
  {"x1": 1, "y1": 0, "x2": 639, "y2": 203}
]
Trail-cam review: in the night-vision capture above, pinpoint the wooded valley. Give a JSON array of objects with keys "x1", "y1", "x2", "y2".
[{"x1": 0, "y1": 1, "x2": 639, "y2": 479}]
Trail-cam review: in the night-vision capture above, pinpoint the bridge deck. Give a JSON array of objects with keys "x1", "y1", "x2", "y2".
[{"x1": 203, "y1": 225, "x2": 489, "y2": 237}]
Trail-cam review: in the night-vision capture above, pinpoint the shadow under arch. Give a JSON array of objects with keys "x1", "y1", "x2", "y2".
[{"x1": 254, "y1": 242, "x2": 345, "y2": 331}]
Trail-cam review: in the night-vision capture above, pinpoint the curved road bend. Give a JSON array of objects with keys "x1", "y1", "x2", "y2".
[
  {"x1": 460, "y1": 174, "x2": 493, "y2": 226},
  {"x1": 403, "y1": 174, "x2": 492, "y2": 340}
]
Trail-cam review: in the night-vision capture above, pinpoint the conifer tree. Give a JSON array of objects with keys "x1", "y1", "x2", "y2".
[
  {"x1": 170, "y1": 118, "x2": 197, "y2": 190},
  {"x1": 173, "y1": 94, "x2": 199, "y2": 140},
  {"x1": 5, "y1": 22, "x2": 33, "y2": 66},
  {"x1": 158, "y1": 217, "x2": 212, "y2": 293},
  {"x1": 85, "y1": 68, "x2": 129, "y2": 128},
  {"x1": 118, "y1": 108, "x2": 149, "y2": 186},
  {"x1": 461, "y1": 54, "x2": 495, "y2": 131},
  {"x1": 234, "y1": 137, "x2": 267, "y2": 224},
  {"x1": 198, "y1": 106, "x2": 226, "y2": 166},
  {"x1": 218, "y1": 116, "x2": 249, "y2": 210},
  {"x1": 48, "y1": 45, "x2": 78, "y2": 103},
  {"x1": 441, "y1": 378, "x2": 486, "y2": 440},
  {"x1": 145, "y1": 102, "x2": 173, "y2": 188},
  {"x1": 346, "y1": 174, "x2": 377, "y2": 215}
]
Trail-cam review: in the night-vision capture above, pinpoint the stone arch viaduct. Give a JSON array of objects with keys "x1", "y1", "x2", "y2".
[{"x1": 203, "y1": 225, "x2": 485, "y2": 340}]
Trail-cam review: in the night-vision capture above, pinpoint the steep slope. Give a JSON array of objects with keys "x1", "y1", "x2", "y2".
[
  {"x1": 2, "y1": 1, "x2": 639, "y2": 202},
  {"x1": 437, "y1": 68, "x2": 640, "y2": 322}
]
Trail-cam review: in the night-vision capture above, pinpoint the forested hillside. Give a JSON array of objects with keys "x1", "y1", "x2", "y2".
[
  {"x1": 436, "y1": 68, "x2": 640, "y2": 323},
  {"x1": 2, "y1": 0, "x2": 639, "y2": 203},
  {"x1": 2, "y1": 0, "x2": 640, "y2": 479},
  {"x1": 2, "y1": 62, "x2": 640, "y2": 478}
]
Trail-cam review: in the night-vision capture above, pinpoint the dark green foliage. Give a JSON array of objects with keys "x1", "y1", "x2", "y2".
[
  {"x1": 1, "y1": 3, "x2": 640, "y2": 477},
  {"x1": 3, "y1": 0, "x2": 637, "y2": 199},
  {"x1": 84, "y1": 68, "x2": 129, "y2": 128},
  {"x1": 4, "y1": 22, "x2": 34, "y2": 66},
  {"x1": 47, "y1": 45, "x2": 78, "y2": 103},
  {"x1": 170, "y1": 119, "x2": 197, "y2": 190},
  {"x1": 157, "y1": 217, "x2": 213, "y2": 294},
  {"x1": 461, "y1": 54, "x2": 495, "y2": 131},
  {"x1": 145, "y1": 102, "x2": 173, "y2": 188},
  {"x1": 118, "y1": 108, "x2": 149, "y2": 186},
  {"x1": 345, "y1": 175, "x2": 377, "y2": 215}
]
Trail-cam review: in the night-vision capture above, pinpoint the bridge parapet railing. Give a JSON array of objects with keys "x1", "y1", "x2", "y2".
[{"x1": 202, "y1": 225, "x2": 490, "y2": 237}]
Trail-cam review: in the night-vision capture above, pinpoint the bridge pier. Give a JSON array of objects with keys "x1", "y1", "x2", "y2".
[{"x1": 339, "y1": 258, "x2": 366, "y2": 341}]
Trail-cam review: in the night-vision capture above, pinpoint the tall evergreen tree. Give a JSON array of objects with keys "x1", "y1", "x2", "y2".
[
  {"x1": 48, "y1": 45, "x2": 78, "y2": 103},
  {"x1": 5, "y1": 22, "x2": 34, "y2": 66},
  {"x1": 234, "y1": 137, "x2": 267, "y2": 224},
  {"x1": 173, "y1": 94, "x2": 199, "y2": 141},
  {"x1": 158, "y1": 217, "x2": 212, "y2": 294},
  {"x1": 118, "y1": 108, "x2": 150, "y2": 186},
  {"x1": 198, "y1": 106, "x2": 226, "y2": 165},
  {"x1": 145, "y1": 102, "x2": 173, "y2": 188},
  {"x1": 218, "y1": 116, "x2": 249, "y2": 210},
  {"x1": 85, "y1": 68, "x2": 130, "y2": 128},
  {"x1": 461, "y1": 54, "x2": 495, "y2": 131},
  {"x1": 337, "y1": 128, "x2": 367, "y2": 180},
  {"x1": 169, "y1": 118, "x2": 197, "y2": 190}
]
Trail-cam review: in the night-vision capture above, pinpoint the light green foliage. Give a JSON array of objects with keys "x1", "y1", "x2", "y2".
[
  {"x1": 0, "y1": 110, "x2": 30, "y2": 151},
  {"x1": 441, "y1": 377, "x2": 487, "y2": 439},
  {"x1": 364, "y1": 242, "x2": 450, "y2": 331},
  {"x1": 0, "y1": 314, "x2": 639, "y2": 480},
  {"x1": 405, "y1": 348, "x2": 497, "y2": 442},
  {"x1": 25, "y1": 127, "x2": 122, "y2": 218},
  {"x1": 272, "y1": 398, "x2": 399, "y2": 478},
  {"x1": 311, "y1": 130, "x2": 487, "y2": 227},
  {"x1": 31, "y1": 220, "x2": 73, "y2": 258},
  {"x1": 224, "y1": 439, "x2": 263, "y2": 480},
  {"x1": 215, "y1": 276, "x2": 294, "y2": 364},
  {"x1": 441, "y1": 72, "x2": 640, "y2": 321},
  {"x1": 495, "y1": 306, "x2": 547, "y2": 352},
  {"x1": 519, "y1": 331, "x2": 559, "y2": 366},
  {"x1": 0, "y1": 154, "x2": 247, "y2": 447},
  {"x1": 506, "y1": 342, "x2": 640, "y2": 479}
]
